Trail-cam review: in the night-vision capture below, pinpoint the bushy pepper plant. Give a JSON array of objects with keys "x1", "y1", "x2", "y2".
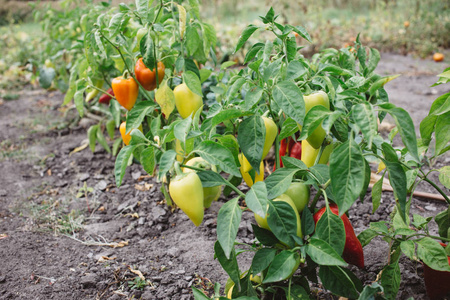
[{"x1": 67, "y1": 1, "x2": 450, "y2": 298}]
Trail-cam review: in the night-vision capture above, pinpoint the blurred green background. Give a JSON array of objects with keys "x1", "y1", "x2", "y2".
[{"x1": 0, "y1": 0, "x2": 448, "y2": 91}]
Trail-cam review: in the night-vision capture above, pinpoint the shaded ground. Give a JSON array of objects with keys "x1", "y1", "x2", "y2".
[{"x1": 0, "y1": 54, "x2": 449, "y2": 300}]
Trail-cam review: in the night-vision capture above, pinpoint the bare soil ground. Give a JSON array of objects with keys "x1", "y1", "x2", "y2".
[{"x1": 0, "y1": 53, "x2": 449, "y2": 300}]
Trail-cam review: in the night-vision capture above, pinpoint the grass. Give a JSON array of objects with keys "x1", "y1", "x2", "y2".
[{"x1": 201, "y1": 0, "x2": 450, "y2": 58}]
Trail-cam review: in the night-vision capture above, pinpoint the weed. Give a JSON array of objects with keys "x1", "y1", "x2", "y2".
[{"x1": 127, "y1": 277, "x2": 148, "y2": 290}]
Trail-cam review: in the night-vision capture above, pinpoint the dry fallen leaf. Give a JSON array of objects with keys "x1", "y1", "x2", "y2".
[
  {"x1": 69, "y1": 142, "x2": 89, "y2": 156},
  {"x1": 98, "y1": 256, "x2": 117, "y2": 262},
  {"x1": 111, "y1": 240, "x2": 129, "y2": 248},
  {"x1": 137, "y1": 175, "x2": 152, "y2": 181},
  {"x1": 98, "y1": 206, "x2": 105, "y2": 212},
  {"x1": 134, "y1": 183, "x2": 154, "y2": 191},
  {"x1": 128, "y1": 266, "x2": 145, "y2": 280}
]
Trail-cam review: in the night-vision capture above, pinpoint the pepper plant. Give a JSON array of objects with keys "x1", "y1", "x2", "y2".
[{"x1": 66, "y1": 1, "x2": 450, "y2": 298}]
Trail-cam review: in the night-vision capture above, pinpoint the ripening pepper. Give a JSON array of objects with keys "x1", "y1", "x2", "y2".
[
  {"x1": 135, "y1": 58, "x2": 165, "y2": 91},
  {"x1": 169, "y1": 164, "x2": 204, "y2": 227},
  {"x1": 274, "y1": 137, "x2": 301, "y2": 171},
  {"x1": 298, "y1": 91, "x2": 330, "y2": 149},
  {"x1": 318, "y1": 142, "x2": 333, "y2": 164},
  {"x1": 183, "y1": 157, "x2": 222, "y2": 208},
  {"x1": 99, "y1": 88, "x2": 114, "y2": 105},
  {"x1": 120, "y1": 122, "x2": 143, "y2": 146},
  {"x1": 283, "y1": 181, "x2": 310, "y2": 213},
  {"x1": 85, "y1": 80, "x2": 104, "y2": 102},
  {"x1": 314, "y1": 204, "x2": 364, "y2": 268},
  {"x1": 174, "y1": 83, "x2": 203, "y2": 119},
  {"x1": 422, "y1": 242, "x2": 450, "y2": 300},
  {"x1": 241, "y1": 116, "x2": 278, "y2": 173},
  {"x1": 112, "y1": 76, "x2": 139, "y2": 111},
  {"x1": 239, "y1": 153, "x2": 264, "y2": 187},
  {"x1": 301, "y1": 139, "x2": 319, "y2": 168}
]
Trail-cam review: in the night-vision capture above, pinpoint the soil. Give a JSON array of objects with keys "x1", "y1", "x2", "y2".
[{"x1": 0, "y1": 53, "x2": 449, "y2": 300}]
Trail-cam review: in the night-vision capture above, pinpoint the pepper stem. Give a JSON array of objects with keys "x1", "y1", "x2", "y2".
[{"x1": 173, "y1": 161, "x2": 183, "y2": 177}]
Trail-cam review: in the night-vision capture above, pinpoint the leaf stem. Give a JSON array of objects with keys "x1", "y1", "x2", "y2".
[{"x1": 420, "y1": 175, "x2": 450, "y2": 204}]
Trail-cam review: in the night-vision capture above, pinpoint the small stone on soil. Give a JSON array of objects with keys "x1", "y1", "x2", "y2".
[
  {"x1": 94, "y1": 180, "x2": 107, "y2": 191},
  {"x1": 80, "y1": 273, "x2": 98, "y2": 289}
]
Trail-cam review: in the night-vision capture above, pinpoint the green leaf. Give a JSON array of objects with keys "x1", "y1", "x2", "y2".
[
  {"x1": 291, "y1": 25, "x2": 312, "y2": 43},
  {"x1": 108, "y1": 13, "x2": 124, "y2": 37},
  {"x1": 299, "y1": 106, "x2": 332, "y2": 140},
  {"x1": 245, "y1": 182, "x2": 268, "y2": 218},
  {"x1": 74, "y1": 89, "x2": 84, "y2": 117},
  {"x1": 301, "y1": 208, "x2": 315, "y2": 236},
  {"x1": 217, "y1": 135, "x2": 240, "y2": 165},
  {"x1": 417, "y1": 237, "x2": 450, "y2": 271},
  {"x1": 272, "y1": 81, "x2": 305, "y2": 125},
  {"x1": 129, "y1": 129, "x2": 148, "y2": 145},
  {"x1": 419, "y1": 114, "x2": 437, "y2": 146},
  {"x1": 265, "y1": 168, "x2": 299, "y2": 199},
  {"x1": 174, "y1": 117, "x2": 192, "y2": 145},
  {"x1": 251, "y1": 248, "x2": 277, "y2": 275},
  {"x1": 435, "y1": 209, "x2": 449, "y2": 239},
  {"x1": 39, "y1": 67, "x2": 56, "y2": 89},
  {"x1": 192, "y1": 287, "x2": 210, "y2": 300},
  {"x1": 183, "y1": 70, "x2": 202, "y2": 97},
  {"x1": 244, "y1": 42, "x2": 264, "y2": 64},
  {"x1": 212, "y1": 108, "x2": 250, "y2": 128},
  {"x1": 329, "y1": 138, "x2": 365, "y2": 215},
  {"x1": 140, "y1": 147, "x2": 155, "y2": 175},
  {"x1": 135, "y1": 0, "x2": 150, "y2": 17},
  {"x1": 227, "y1": 77, "x2": 246, "y2": 100},
  {"x1": 157, "y1": 150, "x2": 176, "y2": 180},
  {"x1": 126, "y1": 101, "x2": 155, "y2": 134},
  {"x1": 267, "y1": 201, "x2": 298, "y2": 247},
  {"x1": 195, "y1": 141, "x2": 240, "y2": 177},
  {"x1": 140, "y1": 31, "x2": 155, "y2": 69},
  {"x1": 110, "y1": 100, "x2": 121, "y2": 127},
  {"x1": 379, "y1": 258, "x2": 401, "y2": 299},
  {"x1": 199, "y1": 69, "x2": 212, "y2": 83},
  {"x1": 96, "y1": 127, "x2": 111, "y2": 154},
  {"x1": 369, "y1": 74, "x2": 400, "y2": 96},
  {"x1": 243, "y1": 86, "x2": 264, "y2": 110},
  {"x1": 384, "y1": 160, "x2": 407, "y2": 220},
  {"x1": 400, "y1": 240, "x2": 415, "y2": 260},
  {"x1": 352, "y1": 102, "x2": 377, "y2": 147},
  {"x1": 87, "y1": 125, "x2": 99, "y2": 152},
  {"x1": 358, "y1": 282, "x2": 384, "y2": 300},
  {"x1": 235, "y1": 24, "x2": 259, "y2": 53},
  {"x1": 378, "y1": 103, "x2": 419, "y2": 162},
  {"x1": 214, "y1": 241, "x2": 240, "y2": 291},
  {"x1": 435, "y1": 112, "x2": 450, "y2": 156},
  {"x1": 366, "y1": 48, "x2": 380, "y2": 75},
  {"x1": 185, "y1": 26, "x2": 201, "y2": 56},
  {"x1": 371, "y1": 174, "x2": 384, "y2": 213},
  {"x1": 237, "y1": 116, "x2": 265, "y2": 173},
  {"x1": 359, "y1": 159, "x2": 371, "y2": 202},
  {"x1": 279, "y1": 118, "x2": 300, "y2": 140},
  {"x1": 319, "y1": 266, "x2": 361, "y2": 298},
  {"x1": 314, "y1": 206, "x2": 346, "y2": 255},
  {"x1": 217, "y1": 197, "x2": 242, "y2": 259},
  {"x1": 357, "y1": 229, "x2": 378, "y2": 248},
  {"x1": 106, "y1": 119, "x2": 116, "y2": 140},
  {"x1": 263, "y1": 251, "x2": 300, "y2": 283},
  {"x1": 197, "y1": 170, "x2": 227, "y2": 187},
  {"x1": 286, "y1": 60, "x2": 307, "y2": 81},
  {"x1": 438, "y1": 166, "x2": 450, "y2": 189},
  {"x1": 252, "y1": 224, "x2": 279, "y2": 246},
  {"x1": 306, "y1": 238, "x2": 347, "y2": 266},
  {"x1": 115, "y1": 145, "x2": 135, "y2": 187}
]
